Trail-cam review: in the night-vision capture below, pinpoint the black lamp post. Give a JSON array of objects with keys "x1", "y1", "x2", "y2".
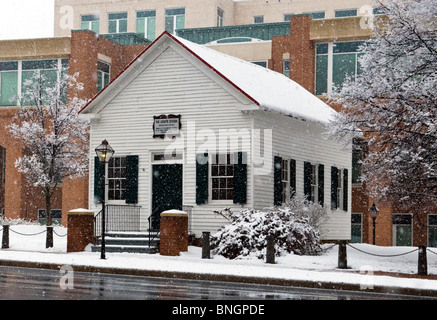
[
  {"x1": 369, "y1": 202, "x2": 379, "y2": 245},
  {"x1": 95, "y1": 140, "x2": 115, "y2": 259}
]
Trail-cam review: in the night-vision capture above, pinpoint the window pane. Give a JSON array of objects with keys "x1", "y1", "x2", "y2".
[
  {"x1": 316, "y1": 43, "x2": 328, "y2": 55},
  {"x1": 165, "y1": 16, "x2": 174, "y2": 33},
  {"x1": 176, "y1": 15, "x2": 185, "y2": 30},
  {"x1": 91, "y1": 21, "x2": 100, "y2": 34},
  {"x1": 0, "y1": 71, "x2": 18, "y2": 106},
  {"x1": 108, "y1": 20, "x2": 117, "y2": 33},
  {"x1": 119, "y1": 19, "x2": 128, "y2": 33},
  {"x1": 332, "y1": 53, "x2": 356, "y2": 91},
  {"x1": 147, "y1": 17, "x2": 156, "y2": 40},
  {"x1": 109, "y1": 12, "x2": 127, "y2": 20},
  {"x1": 335, "y1": 9, "x2": 357, "y2": 17},
  {"x1": 165, "y1": 8, "x2": 185, "y2": 16},
  {"x1": 136, "y1": 18, "x2": 145, "y2": 34},
  {"x1": 315, "y1": 55, "x2": 328, "y2": 95}
]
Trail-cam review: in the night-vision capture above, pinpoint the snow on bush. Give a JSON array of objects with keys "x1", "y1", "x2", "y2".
[{"x1": 211, "y1": 199, "x2": 325, "y2": 260}]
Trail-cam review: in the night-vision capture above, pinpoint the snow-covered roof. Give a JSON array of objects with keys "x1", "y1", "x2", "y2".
[
  {"x1": 80, "y1": 32, "x2": 337, "y2": 124},
  {"x1": 172, "y1": 34, "x2": 337, "y2": 124}
]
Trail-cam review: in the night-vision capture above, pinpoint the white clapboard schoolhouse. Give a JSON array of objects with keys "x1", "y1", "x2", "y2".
[{"x1": 80, "y1": 31, "x2": 351, "y2": 242}]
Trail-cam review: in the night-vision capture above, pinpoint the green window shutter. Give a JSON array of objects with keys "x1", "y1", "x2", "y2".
[
  {"x1": 304, "y1": 161, "x2": 312, "y2": 200},
  {"x1": 94, "y1": 157, "x2": 103, "y2": 205},
  {"x1": 331, "y1": 166, "x2": 338, "y2": 209},
  {"x1": 318, "y1": 164, "x2": 324, "y2": 206},
  {"x1": 196, "y1": 153, "x2": 209, "y2": 205},
  {"x1": 273, "y1": 156, "x2": 283, "y2": 206},
  {"x1": 289, "y1": 159, "x2": 296, "y2": 198},
  {"x1": 233, "y1": 152, "x2": 247, "y2": 205},
  {"x1": 343, "y1": 168, "x2": 348, "y2": 211},
  {"x1": 126, "y1": 155, "x2": 139, "y2": 204}
]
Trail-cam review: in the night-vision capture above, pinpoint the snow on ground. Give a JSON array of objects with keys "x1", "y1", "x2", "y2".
[{"x1": 1, "y1": 224, "x2": 437, "y2": 292}]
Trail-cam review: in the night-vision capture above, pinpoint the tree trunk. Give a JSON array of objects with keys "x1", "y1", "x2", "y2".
[{"x1": 45, "y1": 189, "x2": 53, "y2": 248}]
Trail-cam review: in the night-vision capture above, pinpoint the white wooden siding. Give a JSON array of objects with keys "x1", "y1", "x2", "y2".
[
  {"x1": 87, "y1": 41, "x2": 351, "y2": 240},
  {"x1": 252, "y1": 111, "x2": 352, "y2": 240},
  {"x1": 89, "y1": 45, "x2": 254, "y2": 236}
]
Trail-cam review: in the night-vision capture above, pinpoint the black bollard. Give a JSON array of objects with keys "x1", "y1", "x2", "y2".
[
  {"x1": 2, "y1": 225, "x2": 9, "y2": 249},
  {"x1": 46, "y1": 226, "x2": 53, "y2": 249},
  {"x1": 338, "y1": 240, "x2": 347, "y2": 269},
  {"x1": 202, "y1": 231, "x2": 211, "y2": 259},
  {"x1": 266, "y1": 235, "x2": 275, "y2": 264},
  {"x1": 418, "y1": 245, "x2": 428, "y2": 276}
]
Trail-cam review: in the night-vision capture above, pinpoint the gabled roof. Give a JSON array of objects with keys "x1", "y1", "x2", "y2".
[{"x1": 80, "y1": 31, "x2": 336, "y2": 124}]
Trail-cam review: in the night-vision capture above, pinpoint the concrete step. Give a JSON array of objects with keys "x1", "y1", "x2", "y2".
[{"x1": 92, "y1": 231, "x2": 159, "y2": 254}]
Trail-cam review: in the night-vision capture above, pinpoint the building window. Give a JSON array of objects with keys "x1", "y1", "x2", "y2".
[
  {"x1": 310, "y1": 164, "x2": 318, "y2": 203},
  {"x1": 165, "y1": 8, "x2": 185, "y2": 34},
  {"x1": 315, "y1": 41, "x2": 364, "y2": 95},
  {"x1": 335, "y1": 9, "x2": 358, "y2": 18},
  {"x1": 81, "y1": 14, "x2": 100, "y2": 34},
  {"x1": 283, "y1": 59, "x2": 290, "y2": 78},
  {"x1": 0, "y1": 61, "x2": 18, "y2": 106},
  {"x1": 217, "y1": 8, "x2": 224, "y2": 27},
  {"x1": 97, "y1": 61, "x2": 110, "y2": 92},
  {"x1": 108, "y1": 157, "x2": 127, "y2": 201},
  {"x1": 38, "y1": 209, "x2": 62, "y2": 225},
  {"x1": 108, "y1": 12, "x2": 128, "y2": 34},
  {"x1": 352, "y1": 148, "x2": 363, "y2": 183},
  {"x1": 428, "y1": 215, "x2": 437, "y2": 247},
  {"x1": 351, "y1": 213, "x2": 362, "y2": 243},
  {"x1": 393, "y1": 214, "x2": 412, "y2": 246},
  {"x1": 136, "y1": 10, "x2": 156, "y2": 40},
  {"x1": 251, "y1": 61, "x2": 267, "y2": 68},
  {"x1": 211, "y1": 154, "x2": 234, "y2": 201},
  {"x1": 331, "y1": 166, "x2": 348, "y2": 211},
  {"x1": 284, "y1": 12, "x2": 325, "y2": 21},
  {"x1": 254, "y1": 16, "x2": 264, "y2": 24},
  {"x1": 281, "y1": 159, "x2": 289, "y2": 204},
  {"x1": 1, "y1": 59, "x2": 67, "y2": 107},
  {"x1": 336, "y1": 169, "x2": 344, "y2": 209}
]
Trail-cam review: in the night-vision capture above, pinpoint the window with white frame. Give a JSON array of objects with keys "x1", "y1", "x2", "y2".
[
  {"x1": 217, "y1": 8, "x2": 224, "y2": 27},
  {"x1": 108, "y1": 12, "x2": 128, "y2": 34},
  {"x1": 81, "y1": 14, "x2": 100, "y2": 34},
  {"x1": 315, "y1": 41, "x2": 365, "y2": 95},
  {"x1": 97, "y1": 61, "x2": 110, "y2": 92},
  {"x1": 283, "y1": 59, "x2": 290, "y2": 78},
  {"x1": 211, "y1": 154, "x2": 234, "y2": 201},
  {"x1": 336, "y1": 169, "x2": 344, "y2": 210},
  {"x1": 310, "y1": 164, "x2": 318, "y2": 203},
  {"x1": 136, "y1": 10, "x2": 156, "y2": 40},
  {"x1": 281, "y1": 159, "x2": 289, "y2": 203},
  {"x1": 165, "y1": 8, "x2": 185, "y2": 34},
  {"x1": 1, "y1": 59, "x2": 68, "y2": 107},
  {"x1": 108, "y1": 156, "x2": 127, "y2": 200}
]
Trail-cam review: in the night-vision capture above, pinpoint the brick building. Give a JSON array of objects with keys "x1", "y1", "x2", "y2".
[{"x1": 0, "y1": 30, "x2": 149, "y2": 224}]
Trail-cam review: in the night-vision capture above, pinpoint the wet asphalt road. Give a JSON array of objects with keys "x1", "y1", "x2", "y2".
[{"x1": 0, "y1": 265, "x2": 432, "y2": 300}]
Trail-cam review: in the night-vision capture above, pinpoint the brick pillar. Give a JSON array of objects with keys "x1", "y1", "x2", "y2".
[
  {"x1": 67, "y1": 208, "x2": 95, "y2": 252},
  {"x1": 159, "y1": 210, "x2": 188, "y2": 256}
]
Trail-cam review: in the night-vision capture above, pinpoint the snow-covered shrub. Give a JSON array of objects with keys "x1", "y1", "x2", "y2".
[{"x1": 211, "y1": 203, "x2": 324, "y2": 260}]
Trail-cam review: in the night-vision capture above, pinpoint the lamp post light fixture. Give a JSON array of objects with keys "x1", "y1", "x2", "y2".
[
  {"x1": 95, "y1": 140, "x2": 115, "y2": 259},
  {"x1": 369, "y1": 202, "x2": 379, "y2": 245}
]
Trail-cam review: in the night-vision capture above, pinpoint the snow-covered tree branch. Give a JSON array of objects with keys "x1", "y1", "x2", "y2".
[{"x1": 328, "y1": 0, "x2": 437, "y2": 219}]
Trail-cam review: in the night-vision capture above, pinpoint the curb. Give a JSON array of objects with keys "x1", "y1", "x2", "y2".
[{"x1": 1, "y1": 259, "x2": 437, "y2": 298}]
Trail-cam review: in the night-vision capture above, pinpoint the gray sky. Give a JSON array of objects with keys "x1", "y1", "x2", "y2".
[{"x1": 0, "y1": 0, "x2": 54, "y2": 40}]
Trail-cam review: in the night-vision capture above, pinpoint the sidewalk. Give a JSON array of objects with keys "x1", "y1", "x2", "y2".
[{"x1": 1, "y1": 224, "x2": 437, "y2": 298}]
